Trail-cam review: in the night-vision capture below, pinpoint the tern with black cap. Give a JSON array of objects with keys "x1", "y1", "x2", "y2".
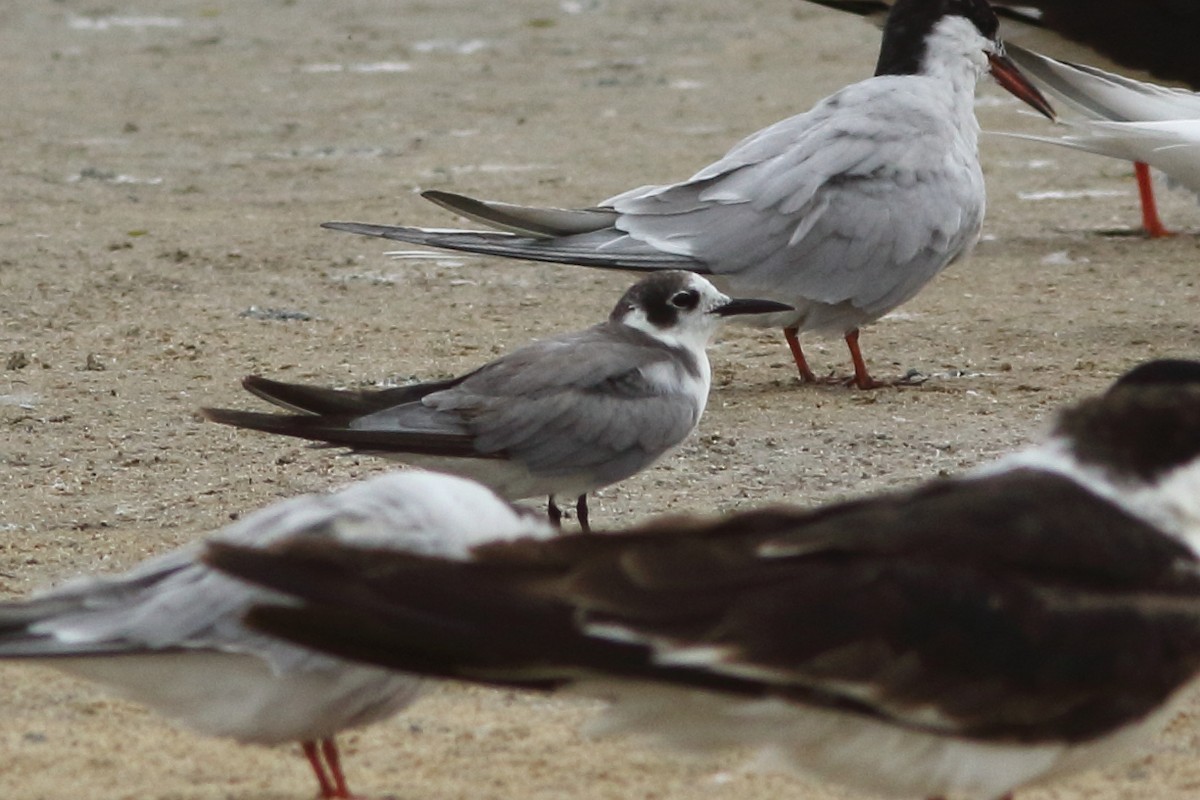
[{"x1": 321, "y1": 0, "x2": 1054, "y2": 389}]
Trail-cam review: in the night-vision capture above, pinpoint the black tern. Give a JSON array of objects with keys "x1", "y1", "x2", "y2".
[
  {"x1": 0, "y1": 470, "x2": 555, "y2": 799},
  {"x1": 202, "y1": 272, "x2": 790, "y2": 531},
  {"x1": 321, "y1": 0, "x2": 1054, "y2": 389},
  {"x1": 212, "y1": 359, "x2": 1200, "y2": 800}
]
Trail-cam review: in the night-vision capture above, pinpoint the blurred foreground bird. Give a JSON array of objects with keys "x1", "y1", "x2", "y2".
[
  {"x1": 0, "y1": 470, "x2": 555, "y2": 799},
  {"x1": 322, "y1": 0, "x2": 1054, "y2": 389},
  {"x1": 203, "y1": 272, "x2": 789, "y2": 531},
  {"x1": 211, "y1": 359, "x2": 1200, "y2": 800}
]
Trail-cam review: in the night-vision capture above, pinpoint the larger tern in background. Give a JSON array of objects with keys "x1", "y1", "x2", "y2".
[
  {"x1": 211, "y1": 359, "x2": 1200, "y2": 800},
  {"x1": 0, "y1": 470, "x2": 556, "y2": 799},
  {"x1": 203, "y1": 272, "x2": 790, "y2": 531},
  {"x1": 323, "y1": 0, "x2": 1054, "y2": 389}
]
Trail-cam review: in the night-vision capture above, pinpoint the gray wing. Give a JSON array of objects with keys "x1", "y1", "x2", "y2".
[
  {"x1": 605, "y1": 79, "x2": 985, "y2": 315},
  {"x1": 0, "y1": 472, "x2": 551, "y2": 671},
  {"x1": 359, "y1": 325, "x2": 705, "y2": 482}
]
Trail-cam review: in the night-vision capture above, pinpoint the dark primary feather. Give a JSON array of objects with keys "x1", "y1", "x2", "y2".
[
  {"x1": 199, "y1": 406, "x2": 486, "y2": 458},
  {"x1": 422, "y1": 190, "x2": 619, "y2": 237},
  {"x1": 211, "y1": 469, "x2": 1200, "y2": 744},
  {"x1": 319, "y1": 222, "x2": 705, "y2": 273},
  {"x1": 242, "y1": 374, "x2": 464, "y2": 416}
]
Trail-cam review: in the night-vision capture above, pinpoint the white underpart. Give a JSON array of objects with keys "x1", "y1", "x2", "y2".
[
  {"x1": 975, "y1": 438, "x2": 1200, "y2": 556},
  {"x1": 583, "y1": 606, "x2": 1200, "y2": 797},
  {"x1": 575, "y1": 678, "x2": 1200, "y2": 800}
]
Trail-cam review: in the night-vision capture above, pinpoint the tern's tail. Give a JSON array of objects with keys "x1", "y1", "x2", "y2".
[
  {"x1": 322, "y1": 190, "x2": 704, "y2": 273},
  {"x1": 201, "y1": 404, "x2": 485, "y2": 458},
  {"x1": 202, "y1": 374, "x2": 483, "y2": 456},
  {"x1": 238, "y1": 374, "x2": 457, "y2": 416}
]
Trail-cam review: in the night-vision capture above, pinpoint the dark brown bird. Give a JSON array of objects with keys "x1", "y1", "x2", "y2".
[{"x1": 210, "y1": 358, "x2": 1200, "y2": 800}]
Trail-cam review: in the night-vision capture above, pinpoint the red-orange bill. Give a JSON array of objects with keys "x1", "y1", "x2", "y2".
[{"x1": 987, "y1": 50, "x2": 1056, "y2": 121}]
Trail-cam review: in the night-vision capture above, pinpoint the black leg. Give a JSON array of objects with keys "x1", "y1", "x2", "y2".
[
  {"x1": 547, "y1": 497, "x2": 562, "y2": 529},
  {"x1": 576, "y1": 494, "x2": 590, "y2": 533}
]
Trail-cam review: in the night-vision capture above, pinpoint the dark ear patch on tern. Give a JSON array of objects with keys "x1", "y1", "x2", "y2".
[{"x1": 609, "y1": 271, "x2": 697, "y2": 329}]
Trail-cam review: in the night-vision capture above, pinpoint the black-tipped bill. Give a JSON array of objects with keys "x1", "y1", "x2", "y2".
[
  {"x1": 713, "y1": 298, "x2": 794, "y2": 317},
  {"x1": 988, "y1": 49, "x2": 1057, "y2": 121}
]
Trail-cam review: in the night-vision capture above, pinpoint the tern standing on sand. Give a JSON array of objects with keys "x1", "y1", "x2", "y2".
[{"x1": 323, "y1": 0, "x2": 1054, "y2": 388}]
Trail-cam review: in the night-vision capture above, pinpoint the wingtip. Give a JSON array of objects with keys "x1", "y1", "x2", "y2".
[
  {"x1": 197, "y1": 405, "x2": 240, "y2": 426},
  {"x1": 420, "y1": 188, "x2": 458, "y2": 202},
  {"x1": 321, "y1": 221, "x2": 365, "y2": 233}
]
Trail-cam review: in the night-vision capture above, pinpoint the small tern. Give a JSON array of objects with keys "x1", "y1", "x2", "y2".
[
  {"x1": 321, "y1": 0, "x2": 1054, "y2": 390},
  {"x1": 817, "y1": 0, "x2": 1200, "y2": 236},
  {"x1": 0, "y1": 470, "x2": 556, "y2": 799},
  {"x1": 1004, "y1": 43, "x2": 1200, "y2": 237},
  {"x1": 202, "y1": 272, "x2": 790, "y2": 531},
  {"x1": 212, "y1": 359, "x2": 1200, "y2": 800}
]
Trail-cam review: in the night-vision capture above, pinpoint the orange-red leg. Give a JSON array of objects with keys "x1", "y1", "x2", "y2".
[
  {"x1": 320, "y1": 738, "x2": 358, "y2": 799},
  {"x1": 1135, "y1": 162, "x2": 1172, "y2": 238},
  {"x1": 302, "y1": 740, "x2": 338, "y2": 799},
  {"x1": 844, "y1": 329, "x2": 883, "y2": 390},
  {"x1": 783, "y1": 326, "x2": 819, "y2": 383},
  {"x1": 301, "y1": 738, "x2": 360, "y2": 799}
]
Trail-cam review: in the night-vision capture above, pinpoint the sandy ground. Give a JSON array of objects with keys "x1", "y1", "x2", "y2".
[{"x1": 3, "y1": 1, "x2": 1200, "y2": 798}]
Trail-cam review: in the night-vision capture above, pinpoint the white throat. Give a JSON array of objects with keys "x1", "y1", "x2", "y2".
[{"x1": 919, "y1": 16, "x2": 991, "y2": 100}]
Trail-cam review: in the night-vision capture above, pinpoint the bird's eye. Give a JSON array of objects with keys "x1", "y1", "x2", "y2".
[{"x1": 670, "y1": 290, "x2": 700, "y2": 310}]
